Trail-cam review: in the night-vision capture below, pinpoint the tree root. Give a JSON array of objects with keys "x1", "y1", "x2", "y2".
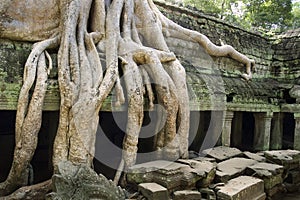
[
  {"x1": 0, "y1": 180, "x2": 52, "y2": 200},
  {"x1": 0, "y1": 37, "x2": 58, "y2": 196},
  {"x1": 1, "y1": 0, "x2": 256, "y2": 195}
]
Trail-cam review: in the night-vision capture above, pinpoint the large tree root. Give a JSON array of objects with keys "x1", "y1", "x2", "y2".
[
  {"x1": 1, "y1": 0, "x2": 256, "y2": 195},
  {"x1": 0, "y1": 38, "x2": 58, "y2": 196},
  {"x1": 0, "y1": 180, "x2": 52, "y2": 200}
]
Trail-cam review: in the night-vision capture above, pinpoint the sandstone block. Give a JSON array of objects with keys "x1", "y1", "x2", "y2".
[
  {"x1": 173, "y1": 190, "x2": 201, "y2": 200},
  {"x1": 264, "y1": 150, "x2": 300, "y2": 171},
  {"x1": 127, "y1": 160, "x2": 203, "y2": 191},
  {"x1": 177, "y1": 159, "x2": 216, "y2": 187},
  {"x1": 216, "y1": 158, "x2": 258, "y2": 182},
  {"x1": 243, "y1": 151, "x2": 266, "y2": 162},
  {"x1": 202, "y1": 146, "x2": 242, "y2": 162},
  {"x1": 246, "y1": 162, "x2": 284, "y2": 190},
  {"x1": 138, "y1": 183, "x2": 169, "y2": 200},
  {"x1": 216, "y1": 176, "x2": 266, "y2": 200}
]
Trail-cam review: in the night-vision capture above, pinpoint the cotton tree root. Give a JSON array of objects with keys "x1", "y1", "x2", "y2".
[
  {"x1": 0, "y1": 0, "x2": 256, "y2": 195},
  {"x1": 0, "y1": 37, "x2": 58, "y2": 196},
  {"x1": 0, "y1": 180, "x2": 52, "y2": 200}
]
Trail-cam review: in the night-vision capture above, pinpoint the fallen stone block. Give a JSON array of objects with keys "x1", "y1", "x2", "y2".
[
  {"x1": 264, "y1": 150, "x2": 300, "y2": 171},
  {"x1": 173, "y1": 190, "x2": 201, "y2": 200},
  {"x1": 138, "y1": 183, "x2": 169, "y2": 200},
  {"x1": 202, "y1": 146, "x2": 242, "y2": 162},
  {"x1": 216, "y1": 158, "x2": 258, "y2": 182},
  {"x1": 243, "y1": 151, "x2": 266, "y2": 162},
  {"x1": 127, "y1": 160, "x2": 203, "y2": 191},
  {"x1": 246, "y1": 162, "x2": 284, "y2": 190},
  {"x1": 177, "y1": 159, "x2": 216, "y2": 187},
  {"x1": 216, "y1": 176, "x2": 266, "y2": 200}
]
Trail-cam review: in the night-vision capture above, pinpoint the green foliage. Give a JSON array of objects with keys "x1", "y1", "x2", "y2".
[
  {"x1": 183, "y1": 0, "x2": 239, "y2": 20},
  {"x1": 292, "y1": 2, "x2": 300, "y2": 29},
  {"x1": 180, "y1": 0, "x2": 299, "y2": 33},
  {"x1": 243, "y1": 0, "x2": 293, "y2": 32}
]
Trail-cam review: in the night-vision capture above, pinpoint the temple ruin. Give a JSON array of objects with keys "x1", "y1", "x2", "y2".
[{"x1": 0, "y1": 0, "x2": 299, "y2": 199}]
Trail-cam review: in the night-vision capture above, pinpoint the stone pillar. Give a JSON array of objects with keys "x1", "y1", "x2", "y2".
[
  {"x1": 231, "y1": 112, "x2": 243, "y2": 149},
  {"x1": 254, "y1": 112, "x2": 273, "y2": 151},
  {"x1": 221, "y1": 111, "x2": 234, "y2": 147},
  {"x1": 270, "y1": 112, "x2": 283, "y2": 150},
  {"x1": 294, "y1": 113, "x2": 300, "y2": 150}
]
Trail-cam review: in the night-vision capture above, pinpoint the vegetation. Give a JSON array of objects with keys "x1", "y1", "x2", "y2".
[
  {"x1": 0, "y1": 0, "x2": 254, "y2": 197},
  {"x1": 171, "y1": 0, "x2": 300, "y2": 33}
]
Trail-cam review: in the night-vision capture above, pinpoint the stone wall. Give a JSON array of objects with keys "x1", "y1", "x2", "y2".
[{"x1": 0, "y1": 1, "x2": 299, "y2": 112}]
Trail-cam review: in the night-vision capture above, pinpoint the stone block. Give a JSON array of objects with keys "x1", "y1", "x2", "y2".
[
  {"x1": 264, "y1": 150, "x2": 300, "y2": 171},
  {"x1": 216, "y1": 176, "x2": 266, "y2": 200},
  {"x1": 173, "y1": 190, "x2": 201, "y2": 200},
  {"x1": 127, "y1": 160, "x2": 203, "y2": 191},
  {"x1": 216, "y1": 158, "x2": 258, "y2": 182},
  {"x1": 243, "y1": 151, "x2": 266, "y2": 162},
  {"x1": 177, "y1": 159, "x2": 216, "y2": 187},
  {"x1": 138, "y1": 183, "x2": 169, "y2": 200},
  {"x1": 246, "y1": 162, "x2": 284, "y2": 190},
  {"x1": 202, "y1": 146, "x2": 242, "y2": 162}
]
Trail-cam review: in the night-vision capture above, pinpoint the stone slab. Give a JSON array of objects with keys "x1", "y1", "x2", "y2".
[
  {"x1": 202, "y1": 146, "x2": 242, "y2": 162},
  {"x1": 243, "y1": 151, "x2": 266, "y2": 162},
  {"x1": 246, "y1": 162, "x2": 284, "y2": 177},
  {"x1": 216, "y1": 158, "x2": 258, "y2": 182},
  {"x1": 216, "y1": 176, "x2": 265, "y2": 200},
  {"x1": 138, "y1": 183, "x2": 169, "y2": 200},
  {"x1": 246, "y1": 162, "x2": 284, "y2": 190},
  {"x1": 177, "y1": 159, "x2": 216, "y2": 187},
  {"x1": 173, "y1": 190, "x2": 201, "y2": 200},
  {"x1": 127, "y1": 160, "x2": 203, "y2": 191},
  {"x1": 264, "y1": 150, "x2": 300, "y2": 170}
]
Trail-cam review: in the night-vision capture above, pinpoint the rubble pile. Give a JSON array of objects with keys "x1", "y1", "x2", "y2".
[{"x1": 126, "y1": 146, "x2": 300, "y2": 200}]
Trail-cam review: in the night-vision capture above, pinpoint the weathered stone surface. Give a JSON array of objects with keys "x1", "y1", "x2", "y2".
[
  {"x1": 46, "y1": 161, "x2": 126, "y2": 200},
  {"x1": 138, "y1": 183, "x2": 169, "y2": 200},
  {"x1": 193, "y1": 157, "x2": 217, "y2": 164},
  {"x1": 264, "y1": 150, "x2": 300, "y2": 170},
  {"x1": 202, "y1": 146, "x2": 242, "y2": 162},
  {"x1": 243, "y1": 151, "x2": 266, "y2": 162},
  {"x1": 127, "y1": 160, "x2": 203, "y2": 191},
  {"x1": 173, "y1": 190, "x2": 201, "y2": 200},
  {"x1": 177, "y1": 159, "x2": 216, "y2": 187},
  {"x1": 246, "y1": 162, "x2": 284, "y2": 190},
  {"x1": 216, "y1": 158, "x2": 258, "y2": 182},
  {"x1": 216, "y1": 176, "x2": 266, "y2": 200}
]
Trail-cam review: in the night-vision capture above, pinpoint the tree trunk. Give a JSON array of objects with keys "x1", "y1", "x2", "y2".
[{"x1": 0, "y1": 0, "x2": 255, "y2": 196}]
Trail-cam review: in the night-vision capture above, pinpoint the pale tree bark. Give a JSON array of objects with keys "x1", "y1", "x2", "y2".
[{"x1": 0, "y1": 0, "x2": 255, "y2": 196}]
